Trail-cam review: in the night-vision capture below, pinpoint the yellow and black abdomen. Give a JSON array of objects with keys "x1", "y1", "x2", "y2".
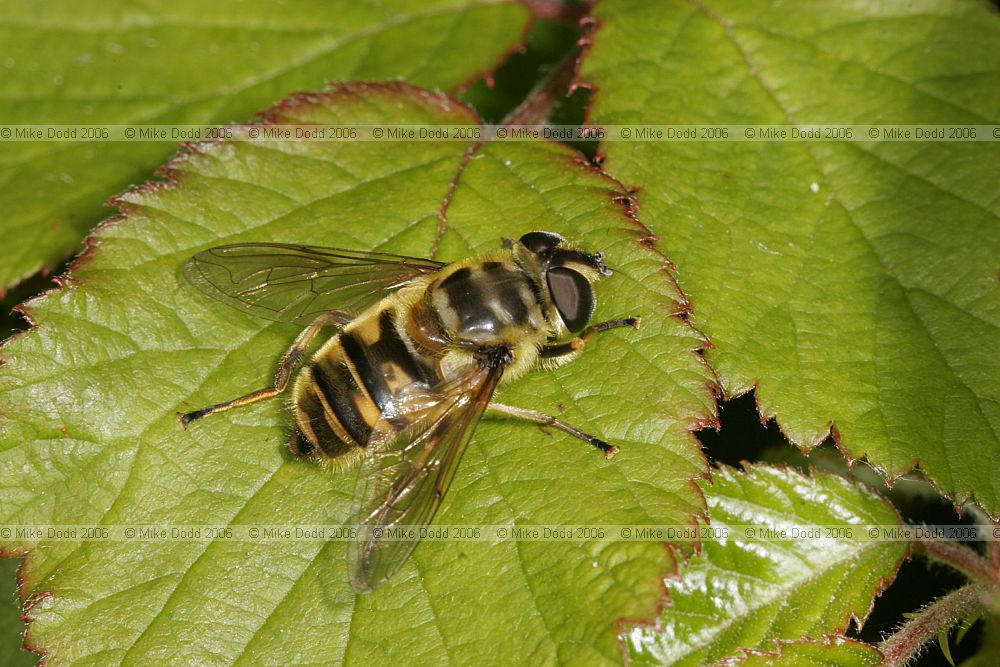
[{"x1": 291, "y1": 305, "x2": 439, "y2": 464}]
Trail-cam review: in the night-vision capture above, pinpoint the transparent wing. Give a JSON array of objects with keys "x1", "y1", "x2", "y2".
[
  {"x1": 347, "y1": 363, "x2": 504, "y2": 592},
  {"x1": 184, "y1": 242, "x2": 445, "y2": 325}
]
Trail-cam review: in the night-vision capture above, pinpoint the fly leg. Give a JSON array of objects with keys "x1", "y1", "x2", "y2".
[
  {"x1": 487, "y1": 403, "x2": 620, "y2": 459},
  {"x1": 179, "y1": 311, "x2": 349, "y2": 427},
  {"x1": 507, "y1": 316, "x2": 640, "y2": 456},
  {"x1": 539, "y1": 316, "x2": 641, "y2": 360}
]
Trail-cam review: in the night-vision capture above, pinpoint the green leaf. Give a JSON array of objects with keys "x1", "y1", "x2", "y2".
[
  {"x1": 954, "y1": 609, "x2": 983, "y2": 645},
  {"x1": 622, "y1": 465, "x2": 907, "y2": 666},
  {"x1": 0, "y1": 558, "x2": 35, "y2": 666},
  {"x1": 940, "y1": 625, "x2": 956, "y2": 666},
  {"x1": 712, "y1": 637, "x2": 883, "y2": 667},
  {"x1": 0, "y1": 85, "x2": 715, "y2": 664},
  {"x1": 0, "y1": 0, "x2": 531, "y2": 290},
  {"x1": 581, "y1": 0, "x2": 1000, "y2": 511}
]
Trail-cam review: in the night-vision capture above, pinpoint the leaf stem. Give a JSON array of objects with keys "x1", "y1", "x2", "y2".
[
  {"x1": 501, "y1": 48, "x2": 581, "y2": 127},
  {"x1": 879, "y1": 583, "x2": 987, "y2": 667},
  {"x1": 916, "y1": 539, "x2": 999, "y2": 584}
]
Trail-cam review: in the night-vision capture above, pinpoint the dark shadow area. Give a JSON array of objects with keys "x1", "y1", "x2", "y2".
[
  {"x1": 696, "y1": 390, "x2": 787, "y2": 465},
  {"x1": 695, "y1": 389, "x2": 986, "y2": 666},
  {"x1": 458, "y1": 18, "x2": 582, "y2": 124},
  {"x1": 549, "y1": 86, "x2": 595, "y2": 161},
  {"x1": 0, "y1": 558, "x2": 34, "y2": 666},
  {"x1": 850, "y1": 557, "x2": 982, "y2": 666},
  {"x1": 457, "y1": 18, "x2": 597, "y2": 161},
  {"x1": 0, "y1": 268, "x2": 65, "y2": 342}
]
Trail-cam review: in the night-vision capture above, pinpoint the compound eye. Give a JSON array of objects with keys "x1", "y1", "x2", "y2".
[
  {"x1": 546, "y1": 267, "x2": 595, "y2": 332},
  {"x1": 519, "y1": 231, "x2": 565, "y2": 253}
]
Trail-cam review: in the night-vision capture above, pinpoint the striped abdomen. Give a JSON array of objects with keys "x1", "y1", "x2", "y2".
[{"x1": 292, "y1": 305, "x2": 439, "y2": 461}]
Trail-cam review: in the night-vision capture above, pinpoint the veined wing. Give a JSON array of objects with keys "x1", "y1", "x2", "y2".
[
  {"x1": 348, "y1": 361, "x2": 505, "y2": 592},
  {"x1": 184, "y1": 242, "x2": 445, "y2": 325}
]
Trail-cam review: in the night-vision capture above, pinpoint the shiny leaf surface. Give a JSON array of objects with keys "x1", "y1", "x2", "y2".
[
  {"x1": 623, "y1": 465, "x2": 906, "y2": 666},
  {"x1": 713, "y1": 637, "x2": 883, "y2": 667}
]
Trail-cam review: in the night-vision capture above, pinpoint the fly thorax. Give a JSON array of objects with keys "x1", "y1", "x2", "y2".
[{"x1": 429, "y1": 261, "x2": 546, "y2": 345}]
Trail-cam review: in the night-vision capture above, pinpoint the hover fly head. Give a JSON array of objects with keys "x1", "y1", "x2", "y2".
[{"x1": 517, "y1": 231, "x2": 611, "y2": 333}]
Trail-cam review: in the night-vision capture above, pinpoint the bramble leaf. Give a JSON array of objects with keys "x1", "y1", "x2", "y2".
[
  {"x1": 0, "y1": 85, "x2": 714, "y2": 665},
  {"x1": 622, "y1": 465, "x2": 906, "y2": 666},
  {"x1": 712, "y1": 636, "x2": 883, "y2": 667},
  {"x1": 581, "y1": 0, "x2": 1000, "y2": 512},
  {"x1": 0, "y1": 0, "x2": 531, "y2": 290}
]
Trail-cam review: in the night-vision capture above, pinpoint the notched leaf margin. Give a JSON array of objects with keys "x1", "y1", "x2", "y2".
[
  {"x1": 3, "y1": 76, "x2": 722, "y2": 663},
  {"x1": 572, "y1": 0, "x2": 999, "y2": 523},
  {"x1": 434, "y1": 94, "x2": 723, "y2": 642},
  {"x1": 616, "y1": 463, "x2": 909, "y2": 665},
  {"x1": 557, "y1": 6, "x2": 733, "y2": 652}
]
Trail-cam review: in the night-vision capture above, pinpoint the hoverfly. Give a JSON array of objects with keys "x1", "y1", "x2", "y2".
[{"x1": 180, "y1": 231, "x2": 639, "y2": 592}]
